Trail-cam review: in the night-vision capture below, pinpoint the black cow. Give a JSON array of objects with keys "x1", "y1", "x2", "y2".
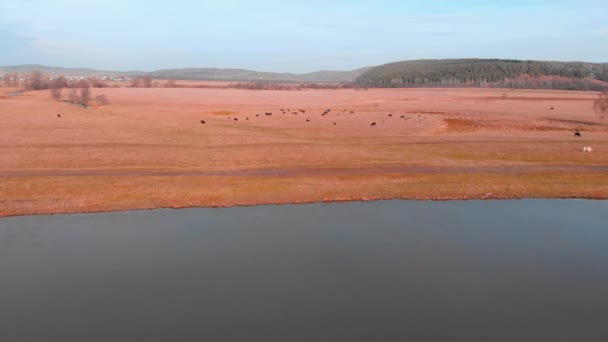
[
  {"x1": 371, "y1": 122, "x2": 376, "y2": 126},
  {"x1": 575, "y1": 130, "x2": 582, "y2": 137},
  {"x1": 200, "y1": 120, "x2": 205, "y2": 124}
]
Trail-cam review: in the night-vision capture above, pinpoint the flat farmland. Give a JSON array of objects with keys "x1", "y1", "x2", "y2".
[{"x1": 1, "y1": 86, "x2": 607, "y2": 217}]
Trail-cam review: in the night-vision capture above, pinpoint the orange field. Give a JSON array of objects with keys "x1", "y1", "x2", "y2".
[{"x1": 1, "y1": 86, "x2": 607, "y2": 217}]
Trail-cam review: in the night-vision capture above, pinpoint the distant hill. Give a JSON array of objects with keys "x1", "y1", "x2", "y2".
[
  {"x1": 355, "y1": 59, "x2": 608, "y2": 91},
  {"x1": 147, "y1": 67, "x2": 372, "y2": 83},
  {"x1": 0, "y1": 65, "x2": 372, "y2": 83},
  {"x1": 5, "y1": 60, "x2": 608, "y2": 90}
]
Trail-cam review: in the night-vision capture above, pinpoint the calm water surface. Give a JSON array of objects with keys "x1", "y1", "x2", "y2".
[{"x1": 1, "y1": 200, "x2": 607, "y2": 341}]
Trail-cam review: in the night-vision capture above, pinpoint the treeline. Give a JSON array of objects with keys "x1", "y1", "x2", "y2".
[
  {"x1": 2, "y1": 70, "x2": 110, "y2": 106},
  {"x1": 158, "y1": 81, "x2": 366, "y2": 90},
  {"x1": 596, "y1": 91, "x2": 608, "y2": 120},
  {"x1": 1, "y1": 73, "x2": 20, "y2": 87},
  {"x1": 355, "y1": 59, "x2": 608, "y2": 90},
  {"x1": 230, "y1": 82, "x2": 360, "y2": 90},
  {"x1": 2, "y1": 71, "x2": 111, "y2": 90}
]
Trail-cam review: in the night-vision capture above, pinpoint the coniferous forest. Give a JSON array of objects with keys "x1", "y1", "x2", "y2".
[{"x1": 355, "y1": 59, "x2": 608, "y2": 90}]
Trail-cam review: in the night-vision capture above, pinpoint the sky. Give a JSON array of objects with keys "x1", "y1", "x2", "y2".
[{"x1": 0, "y1": 0, "x2": 607, "y2": 72}]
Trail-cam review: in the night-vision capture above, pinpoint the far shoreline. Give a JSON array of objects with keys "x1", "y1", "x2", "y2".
[{"x1": 2, "y1": 193, "x2": 608, "y2": 219}]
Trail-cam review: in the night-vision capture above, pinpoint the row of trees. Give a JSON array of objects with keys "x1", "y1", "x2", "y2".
[
  {"x1": 595, "y1": 91, "x2": 608, "y2": 120},
  {"x1": 231, "y1": 82, "x2": 365, "y2": 91},
  {"x1": 6, "y1": 70, "x2": 112, "y2": 106},
  {"x1": 49, "y1": 77, "x2": 110, "y2": 106},
  {"x1": 2, "y1": 71, "x2": 111, "y2": 91},
  {"x1": 2, "y1": 73, "x2": 21, "y2": 87},
  {"x1": 130, "y1": 76, "x2": 153, "y2": 88},
  {"x1": 355, "y1": 59, "x2": 608, "y2": 90}
]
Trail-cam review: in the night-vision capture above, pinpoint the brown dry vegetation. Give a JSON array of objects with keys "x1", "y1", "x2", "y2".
[{"x1": 1, "y1": 86, "x2": 607, "y2": 217}]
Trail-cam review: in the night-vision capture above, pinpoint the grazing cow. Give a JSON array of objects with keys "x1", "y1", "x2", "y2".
[
  {"x1": 57, "y1": 114, "x2": 61, "y2": 118},
  {"x1": 388, "y1": 114, "x2": 392, "y2": 117},
  {"x1": 306, "y1": 119, "x2": 310, "y2": 122},
  {"x1": 575, "y1": 130, "x2": 582, "y2": 137},
  {"x1": 350, "y1": 111, "x2": 354, "y2": 114},
  {"x1": 582, "y1": 146, "x2": 593, "y2": 152},
  {"x1": 234, "y1": 118, "x2": 238, "y2": 121},
  {"x1": 550, "y1": 107, "x2": 555, "y2": 110},
  {"x1": 322, "y1": 113, "x2": 326, "y2": 116},
  {"x1": 371, "y1": 122, "x2": 376, "y2": 126},
  {"x1": 256, "y1": 114, "x2": 260, "y2": 117},
  {"x1": 333, "y1": 122, "x2": 336, "y2": 125},
  {"x1": 246, "y1": 118, "x2": 249, "y2": 120},
  {"x1": 200, "y1": 120, "x2": 206, "y2": 124}
]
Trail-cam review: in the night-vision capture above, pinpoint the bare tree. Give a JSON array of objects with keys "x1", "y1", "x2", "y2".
[
  {"x1": 4, "y1": 73, "x2": 19, "y2": 87},
  {"x1": 95, "y1": 94, "x2": 110, "y2": 106},
  {"x1": 90, "y1": 78, "x2": 107, "y2": 88},
  {"x1": 79, "y1": 79, "x2": 91, "y2": 104},
  {"x1": 69, "y1": 88, "x2": 78, "y2": 103},
  {"x1": 594, "y1": 90, "x2": 608, "y2": 120},
  {"x1": 142, "y1": 76, "x2": 152, "y2": 88},
  {"x1": 55, "y1": 76, "x2": 68, "y2": 88},
  {"x1": 50, "y1": 87, "x2": 62, "y2": 101},
  {"x1": 26, "y1": 70, "x2": 45, "y2": 90},
  {"x1": 129, "y1": 77, "x2": 141, "y2": 87},
  {"x1": 49, "y1": 76, "x2": 66, "y2": 101}
]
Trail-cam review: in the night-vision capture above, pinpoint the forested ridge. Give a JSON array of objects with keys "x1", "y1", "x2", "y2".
[{"x1": 355, "y1": 59, "x2": 608, "y2": 90}]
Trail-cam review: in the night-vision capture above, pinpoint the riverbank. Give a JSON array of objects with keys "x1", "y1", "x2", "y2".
[{"x1": 2, "y1": 168, "x2": 607, "y2": 217}]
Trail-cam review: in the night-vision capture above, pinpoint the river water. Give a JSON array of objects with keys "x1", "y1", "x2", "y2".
[{"x1": 1, "y1": 200, "x2": 607, "y2": 341}]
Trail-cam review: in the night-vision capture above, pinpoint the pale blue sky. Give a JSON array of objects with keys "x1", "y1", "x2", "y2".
[{"x1": 0, "y1": 0, "x2": 606, "y2": 72}]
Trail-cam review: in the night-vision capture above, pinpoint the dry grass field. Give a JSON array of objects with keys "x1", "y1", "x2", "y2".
[{"x1": 1, "y1": 86, "x2": 607, "y2": 217}]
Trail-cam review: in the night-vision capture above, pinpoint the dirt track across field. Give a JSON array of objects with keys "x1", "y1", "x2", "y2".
[{"x1": 1, "y1": 164, "x2": 608, "y2": 178}]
